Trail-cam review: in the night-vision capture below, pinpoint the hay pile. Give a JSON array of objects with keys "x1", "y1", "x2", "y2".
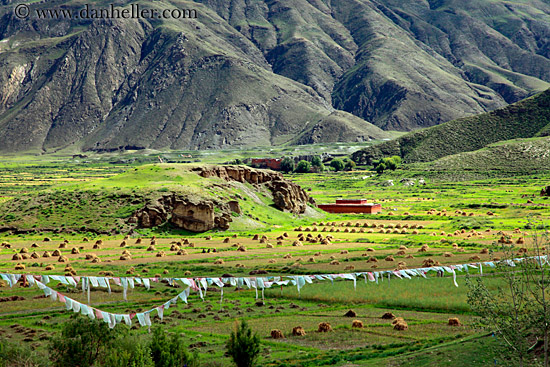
[
  {"x1": 58, "y1": 256, "x2": 69, "y2": 263},
  {"x1": 156, "y1": 251, "x2": 166, "y2": 258},
  {"x1": 71, "y1": 248, "x2": 80, "y2": 254},
  {"x1": 392, "y1": 317, "x2": 408, "y2": 330},
  {"x1": 396, "y1": 250, "x2": 406, "y2": 256},
  {"x1": 469, "y1": 255, "x2": 481, "y2": 261},
  {"x1": 12, "y1": 254, "x2": 22, "y2": 261},
  {"x1": 42, "y1": 251, "x2": 51, "y2": 258},
  {"x1": 340, "y1": 250, "x2": 348, "y2": 254},
  {"x1": 367, "y1": 256, "x2": 378, "y2": 263},
  {"x1": 381, "y1": 312, "x2": 395, "y2": 319},
  {"x1": 344, "y1": 265, "x2": 355, "y2": 271},
  {"x1": 330, "y1": 260, "x2": 340, "y2": 265},
  {"x1": 237, "y1": 245, "x2": 247, "y2": 252},
  {"x1": 516, "y1": 237, "x2": 525, "y2": 245},
  {"x1": 147, "y1": 245, "x2": 156, "y2": 251},
  {"x1": 422, "y1": 258, "x2": 437, "y2": 267},
  {"x1": 480, "y1": 248, "x2": 489, "y2": 254},
  {"x1": 385, "y1": 256, "x2": 394, "y2": 262},
  {"x1": 214, "y1": 259, "x2": 224, "y2": 265},
  {"x1": 270, "y1": 329, "x2": 284, "y2": 339},
  {"x1": 444, "y1": 252, "x2": 453, "y2": 257},
  {"x1": 317, "y1": 322, "x2": 332, "y2": 332},
  {"x1": 448, "y1": 318, "x2": 461, "y2": 326},
  {"x1": 45, "y1": 265, "x2": 55, "y2": 271},
  {"x1": 418, "y1": 244, "x2": 429, "y2": 252},
  {"x1": 292, "y1": 240, "x2": 303, "y2": 247},
  {"x1": 292, "y1": 326, "x2": 306, "y2": 336},
  {"x1": 177, "y1": 249, "x2": 188, "y2": 256},
  {"x1": 14, "y1": 263, "x2": 25, "y2": 270},
  {"x1": 344, "y1": 309, "x2": 357, "y2": 317},
  {"x1": 352, "y1": 320, "x2": 363, "y2": 328}
]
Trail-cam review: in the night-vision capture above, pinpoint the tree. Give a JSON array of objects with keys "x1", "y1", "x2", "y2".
[
  {"x1": 390, "y1": 155, "x2": 402, "y2": 165},
  {"x1": 49, "y1": 316, "x2": 116, "y2": 367},
  {"x1": 105, "y1": 335, "x2": 154, "y2": 367},
  {"x1": 226, "y1": 320, "x2": 261, "y2": 367},
  {"x1": 295, "y1": 160, "x2": 311, "y2": 173},
  {"x1": 467, "y1": 221, "x2": 550, "y2": 367},
  {"x1": 280, "y1": 157, "x2": 295, "y2": 173},
  {"x1": 330, "y1": 159, "x2": 344, "y2": 172},
  {"x1": 311, "y1": 156, "x2": 323, "y2": 167},
  {"x1": 344, "y1": 159, "x2": 356, "y2": 171},
  {"x1": 150, "y1": 327, "x2": 198, "y2": 367},
  {"x1": 372, "y1": 156, "x2": 400, "y2": 173}
]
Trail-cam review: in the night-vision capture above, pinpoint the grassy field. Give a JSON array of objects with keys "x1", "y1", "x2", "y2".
[{"x1": 0, "y1": 149, "x2": 549, "y2": 366}]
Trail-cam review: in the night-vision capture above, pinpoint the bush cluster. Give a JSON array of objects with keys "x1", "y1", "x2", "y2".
[{"x1": 372, "y1": 156, "x2": 401, "y2": 174}]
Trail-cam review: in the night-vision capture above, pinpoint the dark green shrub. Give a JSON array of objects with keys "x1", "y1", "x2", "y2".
[
  {"x1": 49, "y1": 316, "x2": 116, "y2": 367},
  {"x1": 104, "y1": 335, "x2": 154, "y2": 367},
  {"x1": 344, "y1": 159, "x2": 356, "y2": 171},
  {"x1": 330, "y1": 159, "x2": 344, "y2": 172},
  {"x1": 226, "y1": 320, "x2": 261, "y2": 367},
  {"x1": 280, "y1": 158, "x2": 295, "y2": 173},
  {"x1": 295, "y1": 160, "x2": 311, "y2": 173},
  {"x1": 0, "y1": 338, "x2": 48, "y2": 367},
  {"x1": 150, "y1": 327, "x2": 198, "y2": 367},
  {"x1": 311, "y1": 156, "x2": 322, "y2": 167}
]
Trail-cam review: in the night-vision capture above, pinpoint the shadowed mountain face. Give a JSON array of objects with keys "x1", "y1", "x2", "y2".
[{"x1": 0, "y1": 0, "x2": 549, "y2": 152}]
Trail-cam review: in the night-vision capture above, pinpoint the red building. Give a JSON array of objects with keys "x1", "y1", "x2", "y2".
[
  {"x1": 318, "y1": 199, "x2": 382, "y2": 214},
  {"x1": 250, "y1": 158, "x2": 282, "y2": 170}
]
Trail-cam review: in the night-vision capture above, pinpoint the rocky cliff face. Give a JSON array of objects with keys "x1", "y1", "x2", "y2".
[
  {"x1": 130, "y1": 166, "x2": 314, "y2": 232},
  {"x1": 131, "y1": 194, "x2": 234, "y2": 232},
  {"x1": 193, "y1": 165, "x2": 315, "y2": 214}
]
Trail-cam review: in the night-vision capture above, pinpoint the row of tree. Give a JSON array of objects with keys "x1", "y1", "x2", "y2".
[{"x1": 281, "y1": 156, "x2": 356, "y2": 173}]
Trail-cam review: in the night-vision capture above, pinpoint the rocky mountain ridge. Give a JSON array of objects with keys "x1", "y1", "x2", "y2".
[{"x1": 0, "y1": 0, "x2": 549, "y2": 152}]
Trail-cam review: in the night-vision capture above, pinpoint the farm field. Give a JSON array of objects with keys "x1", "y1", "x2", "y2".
[{"x1": 0, "y1": 151, "x2": 549, "y2": 366}]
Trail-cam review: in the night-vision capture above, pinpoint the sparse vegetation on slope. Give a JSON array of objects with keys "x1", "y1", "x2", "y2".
[{"x1": 352, "y1": 89, "x2": 550, "y2": 164}]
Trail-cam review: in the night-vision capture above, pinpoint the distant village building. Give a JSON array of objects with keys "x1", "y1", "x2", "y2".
[
  {"x1": 318, "y1": 199, "x2": 382, "y2": 214},
  {"x1": 250, "y1": 158, "x2": 282, "y2": 170}
]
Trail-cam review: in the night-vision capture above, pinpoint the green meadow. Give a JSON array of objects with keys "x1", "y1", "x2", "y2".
[{"x1": 0, "y1": 146, "x2": 549, "y2": 366}]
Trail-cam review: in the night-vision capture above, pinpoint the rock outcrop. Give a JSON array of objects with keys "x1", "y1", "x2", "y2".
[
  {"x1": 130, "y1": 166, "x2": 314, "y2": 232},
  {"x1": 193, "y1": 166, "x2": 315, "y2": 214},
  {"x1": 131, "y1": 195, "x2": 235, "y2": 233}
]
